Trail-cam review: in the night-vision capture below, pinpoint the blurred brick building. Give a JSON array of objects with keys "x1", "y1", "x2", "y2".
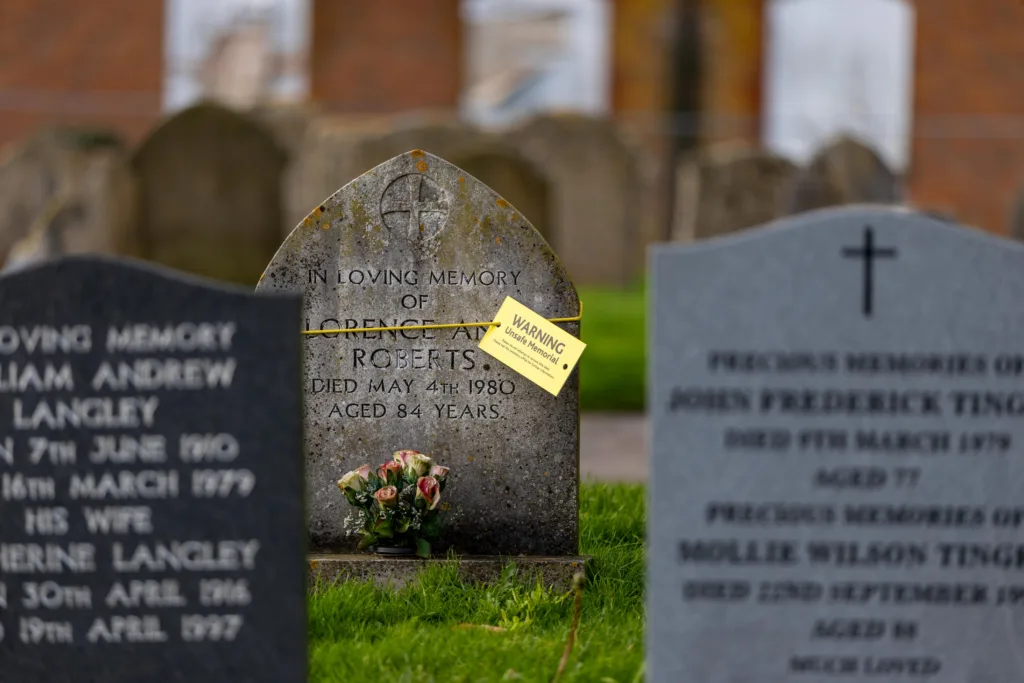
[
  {"x1": 3, "y1": 0, "x2": 1024, "y2": 235},
  {"x1": 309, "y1": 0, "x2": 462, "y2": 113},
  {"x1": 0, "y1": 0, "x2": 464, "y2": 148},
  {"x1": 0, "y1": 0, "x2": 165, "y2": 146},
  {"x1": 907, "y1": 0, "x2": 1024, "y2": 234},
  {"x1": 611, "y1": 0, "x2": 1024, "y2": 236}
]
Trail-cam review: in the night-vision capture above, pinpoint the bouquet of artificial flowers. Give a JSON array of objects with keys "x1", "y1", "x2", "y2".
[{"x1": 337, "y1": 449, "x2": 450, "y2": 558}]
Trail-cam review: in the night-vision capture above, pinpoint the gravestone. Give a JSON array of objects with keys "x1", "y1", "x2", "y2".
[
  {"x1": 0, "y1": 128, "x2": 137, "y2": 265},
  {"x1": 257, "y1": 150, "x2": 580, "y2": 556},
  {"x1": 673, "y1": 145, "x2": 798, "y2": 242},
  {"x1": 0, "y1": 257, "x2": 305, "y2": 682},
  {"x1": 2, "y1": 196, "x2": 84, "y2": 272},
  {"x1": 132, "y1": 103, "x2": 287, "y2": 286},
  {"x1": 508, "y1": 113, "x2": 640, "y2": 286},
  {"x1": 786, "y1": 135, "x2": 903, "y2": 213},
  {"x1": 649, "y1": 206, "x2": 1024, "y2": 682}
]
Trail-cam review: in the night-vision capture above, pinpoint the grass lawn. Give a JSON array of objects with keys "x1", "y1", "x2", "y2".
[
  {"x1": 308, "y1": 483, "x2": 645, "y2": 682},
  {"x1": 577, "y1": 283, "x2": 645, "y2": 413}
]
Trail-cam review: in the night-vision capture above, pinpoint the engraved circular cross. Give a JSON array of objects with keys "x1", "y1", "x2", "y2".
[{"x1": 379, "y1": 173, "x2": 450, "y2": 241}]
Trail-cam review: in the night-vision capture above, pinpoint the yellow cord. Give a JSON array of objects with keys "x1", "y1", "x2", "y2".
[{"x1": 302, "y1": 300, "x2": 583, "y2": 337}]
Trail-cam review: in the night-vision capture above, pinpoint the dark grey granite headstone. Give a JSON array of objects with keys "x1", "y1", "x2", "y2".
[
  {"x1": 0, "y1": 257, "x2": 305, "y2": 683},
  {"x1": 649, "y1": 206, "x2": 1024, "y2": 682},
  {"x1": 256, "y1": 150, "x2": 580, "y2": 555}
]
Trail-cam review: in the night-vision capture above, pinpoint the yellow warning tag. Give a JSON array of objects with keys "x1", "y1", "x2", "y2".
[{"x1": 478, "y1": 296, "x2": 586, "y2": 397}]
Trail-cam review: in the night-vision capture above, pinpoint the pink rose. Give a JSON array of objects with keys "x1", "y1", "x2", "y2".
[
  {"x1": 393, "y1": 449, "x2": 421, "y2": 467},
  {"x1": 378, "y1": 461, "x2": 402, "y2": 481},
  {"x1": 374, "y1": 485, "x2": 398, "y2": 508},
  {"x1": 355, "y1": 464, "x2": 371, "y2": 480},
  {"x1": 415, "y1": 476, "x2": 441, "y2": 510},
  {"x1": 429, "y1": 465, "x2": 449, "y2": 480},
  {"x1": 337, "y1": 468, "x2": 367, "y2": 493}
]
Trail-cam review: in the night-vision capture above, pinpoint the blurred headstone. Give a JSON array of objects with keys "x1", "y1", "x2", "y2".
[
  {"x1": 132, "y1": 103, "x2": 287, "y2": 286},
  {"x1": 0, "y1": 128, "x2": 137, "y2": 266},
  {"x1": 0, "y1": 256, "x2": 306, "y2": 682},
  {"x1": 2, "y1": 195, "x2": 86, "y2": 273},
  {"x1": 250, "y1": 103, "x2": 322, "y2": 240},
  {"x1": 786, "y1": 135, "x2": 903, "y2": 214},
  {"x1": 673, "y1": 145, "x2": 798, "y2": 241},
  {"x1": 508, "y1": 113, "x2": 641, "y2": 286}
]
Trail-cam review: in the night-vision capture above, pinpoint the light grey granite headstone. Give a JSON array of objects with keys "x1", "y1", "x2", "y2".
[
  {"x1": 257, "y1": 150, "x2": 580, "y2": 555},
  {"x1": 649, "y1": 205, "x2": 1024, "y2": 682}
]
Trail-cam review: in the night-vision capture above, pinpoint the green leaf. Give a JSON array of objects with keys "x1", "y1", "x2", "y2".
[
  {"x1": 357, "y1": 533, "x2": 377, "y2": 551},
  {"x1": 374, "y1": 519, "x2": 394, "y2": 538},
  {"x1": 416, "y1": 538, "x2": 431, "y2": 558},
  {"x1": 422, "y1": 516, "x2": 443, "y2": 538},
  {"x1": 395, "y1": 516, "x2": 411, "y2": 533}
]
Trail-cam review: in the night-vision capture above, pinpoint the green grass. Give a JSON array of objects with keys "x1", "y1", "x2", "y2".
[
  {"x1": 578, "y1": 283, "x2": 646, "y2": 412},
  {"x1": 308, "y1": 483, "x2": 646, "y2": 682}
]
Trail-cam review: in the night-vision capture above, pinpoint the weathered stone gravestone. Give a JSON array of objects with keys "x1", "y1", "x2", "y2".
[
  {"x1": 786, "y1": 135, "x2": 903, "y2": 213},
  {"x1": 672, "y1": 145, "x2": 798, "y2": 242},
  {"x1": 650, "y1": 206, "x2": 1024, "y2": 682},
  {"x1": 0, "y1": 257, "x2": 305, "y2": 682},
  {"x1": 132, "y1": 103, "x2": 287, "y2": 286},
  {"x1": 2, "y1": 195, "x2": 85, "y2": 273},
  {"x1": 508, "y1": 113, "x2": 640, "y2": 286},
  {"x1": 0, "y1": 128, "x2": 137, "y2": 266},
  {"x1": 257, "y1": 150, "x2": 580, "y2": 559}
]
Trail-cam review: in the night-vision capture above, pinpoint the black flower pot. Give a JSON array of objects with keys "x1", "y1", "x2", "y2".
[{"x1": 374, "y1": 545, "x2": 415, "y2": 556}]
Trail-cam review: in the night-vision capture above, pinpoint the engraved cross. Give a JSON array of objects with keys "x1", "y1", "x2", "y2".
[
  {"x1": 841, "y1": 226, "x2": 897, "y2": 318},
  {"x1": 381, "y1": 175, "x2": 447, "y2": 239}
]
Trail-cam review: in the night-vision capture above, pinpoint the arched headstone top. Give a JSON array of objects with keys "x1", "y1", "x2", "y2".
[
  {"x1": 130, "y1": 101, "x2": 287, "y2": 285},
  {"x1": 133, "y1": 101, "x2": 287, "y2": 169},
  {"x1": 265, "y1": 149, "x2": 576, "y2": 302}
]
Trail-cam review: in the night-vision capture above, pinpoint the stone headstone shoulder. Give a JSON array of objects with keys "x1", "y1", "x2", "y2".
[
  {"x1": 257, "y1": 150, "x2": 581, "y2": 557},
  {"x1": 649, "y1": 206, "x2": 1024, "y2": 682},
  {"x1": 0, "y1": 256, "x2": 306, "y2": 682},
  {"x1": 673, "y1": 144, "x2": 798, "y2": 242},
  {"x1": 785, "y1": 135, "x2": 903, "y2": 214},
  {"x1": 0, "y1": 128, "x2": 136, "y2": 267}
]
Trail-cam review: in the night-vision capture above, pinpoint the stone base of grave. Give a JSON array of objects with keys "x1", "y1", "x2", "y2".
[{"x1": 308, "y1": 554, "x2": 590, "y2": 591}]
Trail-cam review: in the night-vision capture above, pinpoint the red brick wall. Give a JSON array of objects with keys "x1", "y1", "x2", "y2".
[
  {"x1": 310, "y1": 0, "x2": 462, "y2": 113},
  {"x1": 0, "y1": 0, "x2": 164, "y2": 148},
  {"x1": 609, "y1": 0, "x2": 672, "y2": 116},
  {"x1": 909, "y1": 0, "x2": 1024, "y2": 234},
  {"x1": 701, "y1": 0, "x2": 762, "y2": 145}
]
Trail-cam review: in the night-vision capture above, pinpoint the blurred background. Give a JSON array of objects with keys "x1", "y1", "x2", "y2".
[{"x1": 0, "y1": 0, "x2": 1018, "y2": 457}]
